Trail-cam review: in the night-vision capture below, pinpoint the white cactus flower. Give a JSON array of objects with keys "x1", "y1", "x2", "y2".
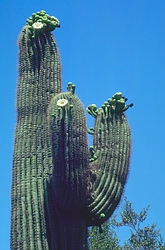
[
  {"x1": 57, "y1": 99, "x2": 68, "y2": 107},
  {"x1": 32, "y1": 22, "x2": 44, "y2": 30}
]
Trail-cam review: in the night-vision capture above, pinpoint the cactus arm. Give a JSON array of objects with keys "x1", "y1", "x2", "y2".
[
  {"x1": 48, "y1": 82, "x2": 89, "y2": 248},
  {"x1": 49, "y1": 82, "x2": 89, "y2": 212},
  {"x1": 86, "y1": 93, "x2": 133, "y2": 226}
]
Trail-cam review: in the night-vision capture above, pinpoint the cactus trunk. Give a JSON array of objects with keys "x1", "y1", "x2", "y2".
[{"x1": 11, "y1": 12, "x2": 61, "y2": 249}]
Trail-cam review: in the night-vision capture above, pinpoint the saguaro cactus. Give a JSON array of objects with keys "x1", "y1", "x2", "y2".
[{"x1": 11, "y1": 10, "x2": 133, "y2": 250}]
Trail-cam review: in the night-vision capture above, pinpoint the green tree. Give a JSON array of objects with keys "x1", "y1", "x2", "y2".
[
  {"x1": 88, "y1": 198, "x2": 165, "y2": 250},
  {"x1": 88, "y1": 219, "x2": 121, "y2": 250}
]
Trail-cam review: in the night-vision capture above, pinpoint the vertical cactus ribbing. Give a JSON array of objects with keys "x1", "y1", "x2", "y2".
[
  {"x1": 11, "y1": 11, "x2": 61, "y2": 249},
  {"x1": 86, "y1": 94, "x2": 132, "y2": 226},
  {"x1": 47, "y1": 83, "x2": 89, "y2": 249},
  {"x1": 11, "y1": 10, "x2": 133, "y2": 250},
  {"x1": 49, "y1": 83, "x2": 89, "y2": 212}
]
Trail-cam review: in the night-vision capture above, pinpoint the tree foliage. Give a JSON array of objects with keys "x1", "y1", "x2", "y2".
[
  {"x1": 88, "y1": 197, "x2": 165, "y2": 250},
  {"x1": 88, "y1": 219, "x2": 121, "y2": 250}
]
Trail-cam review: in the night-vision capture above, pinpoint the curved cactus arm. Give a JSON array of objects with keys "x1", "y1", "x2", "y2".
[
  {"x1": 48, "y1": 82, "x2": 89, "y2": 212},
  {"x1": 86, "y1": 92, "x2": 133, "y2": 226}
]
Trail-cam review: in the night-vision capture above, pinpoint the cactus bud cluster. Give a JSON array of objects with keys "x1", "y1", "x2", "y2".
[{"x1": 25, "y1": 10, "x2": 60, "y2": 38}]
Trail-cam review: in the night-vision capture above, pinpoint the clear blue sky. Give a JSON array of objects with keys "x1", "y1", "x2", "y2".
[{"x1": 1, "y1": 1, "x2": 165, "y2": 249}]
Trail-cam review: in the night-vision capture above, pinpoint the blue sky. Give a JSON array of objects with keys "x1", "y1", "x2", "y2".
[{"x1": 0, "y1": 1, "x2": 165, "y2": 249}]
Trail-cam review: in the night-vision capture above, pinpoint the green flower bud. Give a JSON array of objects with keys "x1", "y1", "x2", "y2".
[{"x1": 100, "y1": 213, "x2": 105, "y2": 218}]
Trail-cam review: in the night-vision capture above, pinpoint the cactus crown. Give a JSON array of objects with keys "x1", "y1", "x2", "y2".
[{"x1": 24, "y1": 10, "x2": 60, "y2": 38}]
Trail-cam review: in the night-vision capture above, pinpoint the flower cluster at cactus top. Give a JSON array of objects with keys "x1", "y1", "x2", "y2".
[
  {"x1": 87, "y1": 92, "x2": 133, "y2": 118},
  {"x1": 26, "y1": 10, "x2": 60, "y2": 38},
  {"x1": 107, "y1": 92, "x2": 133, "y2": 113}
]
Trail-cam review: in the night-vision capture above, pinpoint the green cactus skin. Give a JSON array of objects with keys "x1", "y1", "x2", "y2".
[
  {"x1": 11, "y1": 10, "x2": 133, "y2": 250},
  {"x1": 44, "y1": 195, "x2": 88, "y2": 249},
  {"x1": 47, "y1": 83, "x2": 89, "y2": 249},
  {"x1": 86, "y1": 94, "x2": 132, "y2": 226},
  {"x1": 49, "y1": 83, "x2": 89, "y2": 212},
  {"x1": 11, "y1": 11, "x2": 61, "y2": 249}
]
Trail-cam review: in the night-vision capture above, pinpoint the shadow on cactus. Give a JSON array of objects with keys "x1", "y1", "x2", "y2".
[{"x1": 11, "y1": 10, "x2": 133, "y2": 250}]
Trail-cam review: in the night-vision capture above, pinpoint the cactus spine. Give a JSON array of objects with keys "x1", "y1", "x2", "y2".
[{"x1": 11, "y1": 10, "x2": 133, "y2": 250}]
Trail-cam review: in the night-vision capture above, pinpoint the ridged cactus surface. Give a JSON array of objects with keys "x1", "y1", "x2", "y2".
[
  {"x1": 11, "y1": 10, "x2": 133, "y2": 250},
  {"x1": 11, "y1": 11, "x2": 61, "y2": 250},
  {"x1": 49, "y1": 83, "x2": 89, "y2": 212},
  {"x1": 86, "y1": 94, "x2": 132, "y2": 226}
]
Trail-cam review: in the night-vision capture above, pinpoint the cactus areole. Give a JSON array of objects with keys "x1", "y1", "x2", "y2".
[{"x1": 11, "y1": 10, "x2": 133, "y2": 250}]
